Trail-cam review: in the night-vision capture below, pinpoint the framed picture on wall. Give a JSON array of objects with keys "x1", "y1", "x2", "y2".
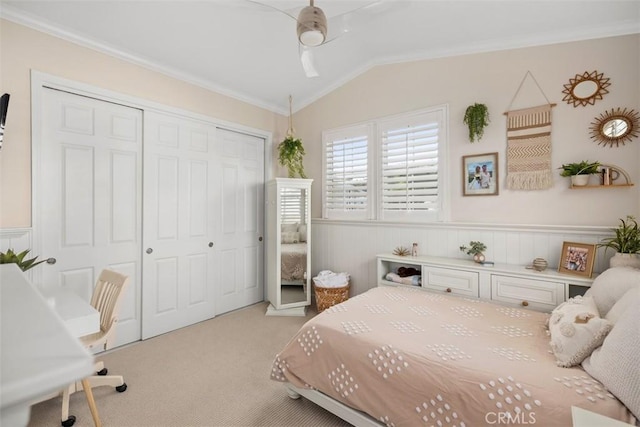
[
  {"x1": 462, "y1": 152, "x2": 499, "y2": 196},
  {"x1": 558, "y1": 241, "x2": 596, "y2": 278}
]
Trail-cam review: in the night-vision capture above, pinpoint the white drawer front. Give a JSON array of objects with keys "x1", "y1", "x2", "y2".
[
  {"x1": 423, "y1": 266, "x2": 479, "y2": 297},
  {"x1": 491, "y1": 275, "x2": 564, "y2": 311}
]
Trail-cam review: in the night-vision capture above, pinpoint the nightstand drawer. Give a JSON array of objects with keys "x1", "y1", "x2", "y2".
[
  {"x1": 423, "y1": 266, "x2": 479, "y2": 297},
  {"x1": 491, "y1": 275, "x2": 564, "y2": 311}
]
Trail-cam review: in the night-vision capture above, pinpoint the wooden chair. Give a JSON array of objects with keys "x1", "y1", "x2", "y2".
[{"x1": 61, "y1": 269, "x2": 130, "y2": 427}]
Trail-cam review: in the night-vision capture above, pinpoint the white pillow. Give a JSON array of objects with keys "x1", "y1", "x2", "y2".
[
  {"x1": 584, "y1": 267, "x2": 640, "y2": 317},
  {"x1": 281, "y1": 223, "x2": 298, "y2": 233},
  {"x1": 298, "y1": 224, "x2": 307, "y2": 242},
  {"x1": 548, "y1": 295, "x2": 612, "y2": 367},
  {"x1": 605, "y1": 287, "x2": 639, "y2": 324},
  {"x1": 281, "y1": 231, "x2": 299, "y2": 244},
  {"x1": 582, "y1": 289, "x2": 640, "y2": 419}
]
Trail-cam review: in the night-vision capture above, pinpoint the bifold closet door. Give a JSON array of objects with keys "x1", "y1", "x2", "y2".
[
  {"x1": 38, "y1": 88, "x2": 143, "y2": 347},
  {"x1": 142, "y1": 111, "x2": 218, "y2": 339}
]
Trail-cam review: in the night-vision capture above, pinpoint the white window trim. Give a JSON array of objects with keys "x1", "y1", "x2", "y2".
[{"x1": 322, "y1": 105, "x2": 449, "y2": 223}]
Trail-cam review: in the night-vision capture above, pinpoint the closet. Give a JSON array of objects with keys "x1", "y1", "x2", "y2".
[
  {"x1": 265, "y1": 178, "x2": 312, "y2": 316},
  {"x1": 34, "y1": 76, "x2": 266, "y2": 345}
]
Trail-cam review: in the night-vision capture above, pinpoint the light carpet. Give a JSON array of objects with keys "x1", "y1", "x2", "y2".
[{"x1": 27, "y1": 302, "x2": 351, "y2": 427}]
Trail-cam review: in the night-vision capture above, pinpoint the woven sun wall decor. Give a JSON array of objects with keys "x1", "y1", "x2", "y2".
[{"x1": 506, "y1": 104, "x2": 553, "y2": 190}]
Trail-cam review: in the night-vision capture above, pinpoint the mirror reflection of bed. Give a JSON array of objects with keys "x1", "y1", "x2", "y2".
[{"x1": 280, "y1": 186, "x2": 308, "y2": 305}]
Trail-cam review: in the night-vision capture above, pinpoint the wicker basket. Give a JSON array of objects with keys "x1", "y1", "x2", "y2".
[{"x1": 313, "y1": 282, "x2": 350, "y2": 312}]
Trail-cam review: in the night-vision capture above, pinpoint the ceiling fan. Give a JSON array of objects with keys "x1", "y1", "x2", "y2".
[{"x1": 248, "y1": 0, "x2": 386, "y2": 78}]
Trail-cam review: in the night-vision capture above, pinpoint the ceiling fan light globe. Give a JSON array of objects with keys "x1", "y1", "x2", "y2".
[
  {"x1": 299, "y1": 30, "x2": 325, "y2": 47},
  {"x1": 297, "y1": 5, "x2": 327, "y2": 47}
]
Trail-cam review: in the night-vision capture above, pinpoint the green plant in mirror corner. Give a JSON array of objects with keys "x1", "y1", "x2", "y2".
[
  {"x1": 463, "y1": 103, "x2": 490, "y2": 142},
  {"x1": 598, "y1": 215, "x2": 640, "y2": 254},
  {"x1": 0, "y1": 249, "x2": 47, "y2": 271},
  {"x1": 558, "y1": 160, "x2": 600, "y2": 177},
  {"x1": 277, "y1": 136, "x2": 307, "y2": 179},
  {"x1": 459, "y1": 241, "x2": 487, "y2": 256}
]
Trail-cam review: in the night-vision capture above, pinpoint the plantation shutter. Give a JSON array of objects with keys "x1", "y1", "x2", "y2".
[
  {"x1": 379, "y1": 111, "x2": 441, "y2": 220},
  {"x1": 323, "y1": 126, "x2": 371, "y2": 219},
  {"x1": 281, "y1": 187, "x2": 303, "y2": 224}
]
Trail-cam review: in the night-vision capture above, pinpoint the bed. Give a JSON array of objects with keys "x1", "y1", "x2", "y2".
[
  {"x1": 271, "y1": 268, "x2": 639, "y2": 427},
  {"x1": 280, "y1": 242, "x2": 307, "y2": 283}
]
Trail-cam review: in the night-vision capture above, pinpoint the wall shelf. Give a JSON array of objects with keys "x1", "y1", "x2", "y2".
[{"x1": 569, "y1": 163, "x2": 633, "y2": 189}]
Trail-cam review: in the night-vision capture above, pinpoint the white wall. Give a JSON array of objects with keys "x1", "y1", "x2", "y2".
[{"x1": 294, "y1": 34, "x2": 640, "y2": 227}]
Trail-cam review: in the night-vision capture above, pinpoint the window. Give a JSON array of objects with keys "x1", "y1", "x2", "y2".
[{"x1": 323, "y1": 106, "x2": 447, "y2": 222}]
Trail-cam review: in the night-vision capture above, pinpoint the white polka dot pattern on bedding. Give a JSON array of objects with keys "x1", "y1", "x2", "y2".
[
  {"x1": 479, "y1": 376, "x2": 542, "y2": 414},
  {"x1": 390, "y1": 320, "x2": 424, "y2": 333},
  {"x1": 450, "y1": 305, "x2": 483, "y2": 318},
  {"x1": 489, "y1": 347, "x2": 536, "y2": 362},
  {"x1": 491, "y1": 325, "x2": 534, "y2": 338},
  {"x1": 342, "y1": 320, "x2": 372, "y2": 335},
  {"x1": 328, "y1": 364, "x2": 359, "y2": 399},
  {"x1": 496, "y1": 307, "x2": 532, "y2": 318},
  {"x1": 426, "y1": 343, "x2": 472, "y2": 361},
  {"x1": 365, "y1": 304, "x2": 392, "y2": 314},
  {"x1": 441, "y1": 323, "x2": 477, "y2": 337},
  {"x1": 368, "y1": 344, "x2": 409, "y2": 379},
  {"x1": 553, "y1": 376, "x2": 617, "y2": 404},
  {"x1": 297, "y1": 326, "x2": 323, "y2": 356},
  {"x1": 414, "y1": 394, "x2": 465, "y2": 426}
]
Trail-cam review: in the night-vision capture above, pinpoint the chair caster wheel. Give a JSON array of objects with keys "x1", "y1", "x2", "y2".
[
  {"x1": 97, "y1": 368, "x2": 108, "y2": 376},
  {"x1": 116, "y1": 383, "x2": 127, "y2": 392},
  {"x1": 61, "y1": 415, "x2": 76, "y2": 427}
]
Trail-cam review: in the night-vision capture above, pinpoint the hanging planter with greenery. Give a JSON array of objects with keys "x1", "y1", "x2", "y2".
[
  {"x1": 277, "y1": 96, "x2": 307, "y2": 179},
  {"x1": 463, "y1": 103, "x2": 490, "y2": 143}
]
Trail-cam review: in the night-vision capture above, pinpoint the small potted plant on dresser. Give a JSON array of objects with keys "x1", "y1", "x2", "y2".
[
  {"x1": 558, "y1": 160, "x2": 600, "y2": 187},
  {"x1": 598, "y1": 215, "x2": 640, "y2": 269},
  {"x1": 459, "y1": 241, "x2": 487, "y2": 263}
]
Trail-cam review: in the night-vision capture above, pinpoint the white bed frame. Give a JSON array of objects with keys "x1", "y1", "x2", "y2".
[{"x1": 285, "y1": 384, "x2": 382, "y2": 427}]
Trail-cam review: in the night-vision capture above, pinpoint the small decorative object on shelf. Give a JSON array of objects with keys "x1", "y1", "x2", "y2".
[
  {"x1": 393, "y1": 246, "x2": 411, "y2": 257},
  {"x1": 411, "y1": 243, "x2": 418, "y2": 257},
  {"x1": 558, "y1": 160, "x2": 600, "y2": 187},
  {"x1": 532, "y1": 257, "x2": 548, "y2": 271},
  {"x1": 459, "y1": 241, "x2": 487, "y2": 263},
  {"x1": 569, "y1": 163, "x2": 634, "y2": 189},
  {"x1": 463, "y1": 103, "x2": 490, "y2": 143}
]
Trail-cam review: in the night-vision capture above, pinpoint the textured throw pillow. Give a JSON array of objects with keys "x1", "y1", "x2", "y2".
[
  {"x1": 605, "y1": 287, "x2": 639, "y2": 324},
  {"x1": 281, "y1": 223, "x2": 298, "y2": 233},
  {"x1": 582, "y1": 290, "x2": 640, "y2": 419},
  {"x1": 298, "y1": 224, "x2": 307, "y2": 242},
  {"x1": 548, "y1": 295, "x2": 612, "y2": 367},
  {"x1": 281, "y1": 231, "x2": 299, "y2": 244},
  {"x1": 584, "y1": 267, "x2": 640, "y2": 317}
]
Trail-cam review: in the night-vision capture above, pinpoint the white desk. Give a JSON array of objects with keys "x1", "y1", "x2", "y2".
[
  {"x1": 0, "y1": 264, "x2": 95, "y2": 427},
  {"x1": 41, "y1": 287, "x2": 100, "y2": 338}
]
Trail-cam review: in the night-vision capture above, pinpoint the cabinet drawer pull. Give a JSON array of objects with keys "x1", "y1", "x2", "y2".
[
  {"x1": 521, "y1": 300, "x2": 529, "y2": 307},
  {"x1": 446, "y1": 288, "x2": 452, "y2": 293}
]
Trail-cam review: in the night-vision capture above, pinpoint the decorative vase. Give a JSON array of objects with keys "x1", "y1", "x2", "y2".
[
  {"x1": 532, "y1": 258, "x2": 548, "y2": 271},
  {"x1": 473, "y1": 253, "x2": 485, "y2": 263},
  {"x1": 609, "y1": 252, "x2": 640, "y2": 269},
  {"x1": 570, "y1": 175, "x2": 590, "y2": 186}
]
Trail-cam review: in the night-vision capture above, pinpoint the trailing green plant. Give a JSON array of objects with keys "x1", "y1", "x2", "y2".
[
  {"x1": 0, "y1": 249, "x2": 47, "y2": 271},
  {"x1": 598, "y1": 215, "x2": 640, "y2": 254},
  {"x1": 459, "y1": 241, "x2": 487, "y2": 256},
  {"x1": 558, "y1": 160, "x2": 600, "y2": 177},
  {"x1": 463, "y1": 103, "x2": 490, "y2": 142},
  {"x1": 277, "y1": 136, "x2": 307, "y2": 178}
]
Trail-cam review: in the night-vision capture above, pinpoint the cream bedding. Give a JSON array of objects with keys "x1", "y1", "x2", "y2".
[
  {"x1": 271, "y1": 286, "x2": 634, "y2": 426},
  {"x1": 281, "y1": 243, "x2": 307, "y2": 282}
]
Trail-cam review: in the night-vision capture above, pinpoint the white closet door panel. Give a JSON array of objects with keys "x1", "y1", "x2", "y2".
[
  {"x1": 39, "y1": 88, "x2": 143, "y2": 348},
  {"x1": 214, "y1": 129, "x2": 264, "y2": 314},
  {"x1": 142, "y1": 111, "x2": 216, "y2": 339}
]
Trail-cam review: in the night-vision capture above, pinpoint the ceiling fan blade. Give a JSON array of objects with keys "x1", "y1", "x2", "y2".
[
  {"x1": 299, "y1": 45, "x2": 320, "y2": 78},
  {"x1": 324, "y1": 1, "x2": 388, "y2": 43}
]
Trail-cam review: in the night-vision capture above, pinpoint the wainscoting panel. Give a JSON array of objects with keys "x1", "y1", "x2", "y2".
[{"x1": 310, "y1": 220, "x2": 613, "y2": 297}]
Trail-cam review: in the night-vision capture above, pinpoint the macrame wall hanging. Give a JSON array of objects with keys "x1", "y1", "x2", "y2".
[{"x1": 504, "y1": 71, "x2": 556, "y2": 190}]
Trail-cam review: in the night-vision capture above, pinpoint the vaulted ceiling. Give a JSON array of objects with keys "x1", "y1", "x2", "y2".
[{"x1": 2, "y1": 1, "x2": 638, "y2": 114}]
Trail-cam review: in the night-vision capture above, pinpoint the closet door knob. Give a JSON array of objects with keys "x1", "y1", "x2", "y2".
[
  {"x1": 46, "y1": 257, "x2": 57, "y2": 265},
  {"x1": 208, "y1": 242, "x2": 214, "y2": 247},
  {"x1": 146, "y1": 248, "x2": 153, "y2": 254},
  {"x1": 259, "y1": 236, "x2": 263, "y2": 242}
]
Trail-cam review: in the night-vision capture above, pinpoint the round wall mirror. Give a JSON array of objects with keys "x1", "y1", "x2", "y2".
[
  {"x1": 562, "y1": 70, "x2": 610, "y2": 107},
  {"x1": 589, "y1": 107, "x2": 640, "y2": 147}
]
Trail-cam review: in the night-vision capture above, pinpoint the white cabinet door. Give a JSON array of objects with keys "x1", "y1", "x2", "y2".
[
  {"x1": 214, "y1": 128, "x2": 265, "y2": 315},
  {"x1": 422, "y1": 266, "x2": 479, "y2": 297},
  {"x1": 38, "y1": 88, "x2": 143, "y2": 347},
  {"x1": 142, "y1": 111, "x2": 217, "y2": 339}
]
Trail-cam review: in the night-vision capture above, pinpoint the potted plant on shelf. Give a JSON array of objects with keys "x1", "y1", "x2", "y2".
[
  {"x1": 463, "y1": 103, "x2": 490, "y2": 143},
  {"x1": 0, "y1": 249, "x2": 47, "y2": 272},
  {"x1": 558, "y1": 160, "x2": 600, "y2": 186},
  {"x1": 598, "y1": 215, "x2": 640, "y2": 269},
  {"x1": 459, "y1": 241, "x2": 487, "y2": 263}
]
